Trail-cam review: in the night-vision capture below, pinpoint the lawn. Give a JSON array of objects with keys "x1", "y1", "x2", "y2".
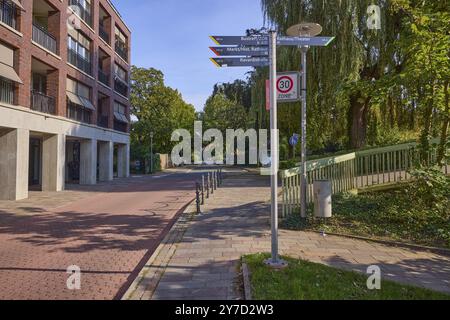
[
  {"x1": 281, "y1": 187, "x2": 450, "y2": 248},
  {"x1": 243, "y1": 254, "x2": 450, "y2": 300}
]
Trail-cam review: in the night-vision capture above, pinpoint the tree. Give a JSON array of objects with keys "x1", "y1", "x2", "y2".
[{"x1": 130, "y1": 66, "x2": 196, "y2": 166}]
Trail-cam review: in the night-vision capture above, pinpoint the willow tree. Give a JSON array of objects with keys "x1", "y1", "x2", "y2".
[{"x1": 257, "y1": 0, "x2": 413, "y2": 149}]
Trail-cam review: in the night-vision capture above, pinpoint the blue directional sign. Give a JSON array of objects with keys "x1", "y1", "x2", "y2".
[
  {"x1": 210, "y1": 57, "x2": 269, "y2": 67},
  {"x1": 210, "y1": 46, "x2": 269, "y2": 57},
  {"x1": 210, "y1": 35, "x2": 335, "y2": 47}
]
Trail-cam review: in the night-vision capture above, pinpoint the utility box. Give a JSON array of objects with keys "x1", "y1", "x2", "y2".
[{"x1": 313, "y1": 180, "x2": 332, "y2": 218}]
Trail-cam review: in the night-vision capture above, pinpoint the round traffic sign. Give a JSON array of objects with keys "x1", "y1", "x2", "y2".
[{"x1": 277, "y1": 76, "x2": 294, "y2": 94}]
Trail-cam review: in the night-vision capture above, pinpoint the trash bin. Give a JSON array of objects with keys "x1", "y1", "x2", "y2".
[{"x1": 313, "y1": 180, "x2": 332, "y2": 218}]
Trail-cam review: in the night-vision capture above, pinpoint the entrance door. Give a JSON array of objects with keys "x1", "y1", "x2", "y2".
[{"x1": 29, "y1": 138, "x2": 41, "y2": 187}]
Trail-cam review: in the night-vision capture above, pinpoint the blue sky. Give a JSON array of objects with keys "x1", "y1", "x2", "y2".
[{"x1": 112, "y1": 0, "x2": 266, "y2": 111}]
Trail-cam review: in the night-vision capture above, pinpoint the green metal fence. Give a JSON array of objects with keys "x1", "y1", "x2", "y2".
[{"x1": 280, "y1": 140, "x2": 448, "y2": 218}]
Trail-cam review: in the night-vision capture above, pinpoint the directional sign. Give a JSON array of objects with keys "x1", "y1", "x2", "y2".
[
  {"x1": 210, "y1": 46, "x2": 269, "y2": 57},
  {"x1": 210, "y1": 57, "x2": 269, "y2": 68},
  {"x1": 276, "y1": 72, "x2": 301, "y2": 102},
  {"x1": 277, "y1": 36, "x2": 335, "y2": 47},
  {"x1": 210, "y1": 35, "x2": 335, "y2": 47},
  {"x1": 210, "y1": 35, "x2": 268, "y2": 46}
]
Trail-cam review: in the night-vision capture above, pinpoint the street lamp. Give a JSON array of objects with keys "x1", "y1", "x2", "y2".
[
  {"x1": 287, "y1": 23, "x2": 323, "y2": 219},
  {"x1": 150, "y1": 132, "x2": 154, "y2": 174}
]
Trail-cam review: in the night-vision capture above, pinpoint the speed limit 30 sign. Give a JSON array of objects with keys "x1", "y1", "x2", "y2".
[{"x1": 276, "y1": 72, "x2": 301, "y2": 102}]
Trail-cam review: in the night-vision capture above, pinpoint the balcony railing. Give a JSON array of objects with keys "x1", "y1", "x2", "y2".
[
  {"x1": 0, "y1": 77, "x2": 14, "y2": 104},
  {"x1": 69, "y1": 0, "x2": 92, "y2": 26},
  {"x1": 98, "y1": 69, "x2": 110, "y2": 86},
  {"x1": 32, "y1": 23, "x2": 57, "y2": 54},
  {"x1": 99, "y1": 24, "x2": 109, "y2": 44},
  {"x1": 68, "y1": 48, "x2": 92, "y2": 75},
  {"x1": 114, "y1": 77, "x2": 128, "y2": 97},
  {"x1": 115, "y1": 40, "x2": 128, "y2": 62},
  {"x1": 0, "y1": 0, "x2": 17, "y2": 30},
  {"x1": 30, "y1": 90, "x2": 56, "y2": 115},
  {"x1": 67, "y1": 101, "x2": 91, "y2": 124},
  {"x1": 97, "y1": 115, "x2": 109, "y2": 128},
  {"x1": 114, "y1": 120, "x2": 127, "y2": 133}
]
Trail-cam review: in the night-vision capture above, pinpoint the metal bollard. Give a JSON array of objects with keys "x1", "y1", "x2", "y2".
[
  {"x1": 217, "y1": 169, "x2": 221, "y2": 187},
  {"x1": 213, "y1": 171, "x2": 217, "y2": 190},
  {"x1": 201, "y1": 175, "x2": 205, "y2": 205},
  {"x1": 195, "y1": 182, "x2": 201, "y2": 214}
]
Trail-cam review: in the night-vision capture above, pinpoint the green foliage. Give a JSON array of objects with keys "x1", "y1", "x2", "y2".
[
  {"x1": 407, "y1": 166, "x2": 450, "y2": 211},
  {"x1": 203, "y1": 93, "x2": 248, "y2": 132},
  {"x1": 247, "y1": 0, "x2": 450, "y2": 152},
  {"x1": 244, "y1": 253, "x2": 450, "y2": 300},
  {"x1": 130, "y1": 66, "x2": 196, "y2": 160},
  {"x1": 281, "y1": 185, "x2": 450, "y2": 248}
]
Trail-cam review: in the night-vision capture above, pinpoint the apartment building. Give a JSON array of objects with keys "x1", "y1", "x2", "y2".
[{"x1": 0, "y1": 0, "x2": 131, "y2": 200}]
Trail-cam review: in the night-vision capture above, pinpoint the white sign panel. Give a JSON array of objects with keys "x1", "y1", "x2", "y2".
[{"x1": 277, "y1": 72, "x2": 300, "y2": 102}]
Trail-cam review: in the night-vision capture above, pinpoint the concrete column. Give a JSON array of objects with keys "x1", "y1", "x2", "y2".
[
  {"x1": 42, "y1": 134, "x2": 65, "y2": 192},
  {"x1": 98, "y1": 141, "x2": 113, "y2": 182},
  {"x1": 0, "y1": 128, "x2": 30, "y2": 200},
  {"x1": 117, "y1": 143, "x2": 130, "y2": 178},
  {"x1": 80, "y1": 139, "x2": 97, "y2": 185}
]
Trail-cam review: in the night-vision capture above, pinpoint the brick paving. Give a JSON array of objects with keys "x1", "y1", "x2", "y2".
[
  {"x1": 0, "y1": 171, "x2": 198, "y2": 300},
  {"x1": 126, "y1": 170, "x2": 450, "y2": 300}
]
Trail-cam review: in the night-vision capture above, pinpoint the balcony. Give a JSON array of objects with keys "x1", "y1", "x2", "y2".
[
  {"x1": 69, "y1": 0, "x2": 91, "y2": 26},
  {"x1": 97, "y1": 115, "x2": 109, "y2": 128},
  {"x1": 98, "y1": 69, "x2": 110, "y2": 87},
  {"x1": 114, "y1": 120, "x2": 127, "y2": 133},
  {"x1": 0, "y1": 77, "x2": 14, "y2": 104},
  {"x1": 0, "y1": 0, "x2": 17, "y2": 30},
  {"x1": 114, "y1": 77, "x2": 128, "y2": 97},
  {"x1": 115, "y1": 41, "x2": 128, "y2": 62},
  {"x1": 68, "y1": 48, "x2": 92, "y2": 75},
  {"x1": 67, "y1": 101, "x2": 91, "y2": 124},
  {"x1": 30, "y1": 90, "x2": 55, "y2": 115},
  {"x1": 32, "y1": 22, "x2": 57, "y2": 54},
  {"x1": 99, "y1": 24, "x2": 109, "y2": 44}
]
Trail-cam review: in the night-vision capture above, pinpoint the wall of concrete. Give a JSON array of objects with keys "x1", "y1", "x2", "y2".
[{"x1": 0, "y1": 128, "x2": 29, "y2": 200}]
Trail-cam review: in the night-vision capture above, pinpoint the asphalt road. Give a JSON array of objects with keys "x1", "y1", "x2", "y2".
[{"x1": 0, "y1": 170, "x2": 203, "y2": 300}]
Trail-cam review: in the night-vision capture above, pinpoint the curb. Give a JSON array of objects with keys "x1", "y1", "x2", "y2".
[
  {"x1": 314, "y1": 231, "x2": 450, "y2": 256},
  {"x1": 241, "y1": 262, "x2": 253, "y2": 301},
  {"x1": 121, "y1": 200, "x2": 197, "y2": 300}
]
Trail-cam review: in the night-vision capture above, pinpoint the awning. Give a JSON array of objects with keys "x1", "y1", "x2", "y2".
[
  {"x1": 114, "y1": 112, "x2": 129, "y2": 123},
  {"x1": 0, "y1": 62, "x2": 23, "y2": 84},
  {"x1": 10, "y1": 0, "x2": 24, "y2": 10},
  {"x1": 67, "y1": 92, "x2": 96, "y2": 111},
  {"x1": 67, "y1": 91, "x2": 84, "y2": 106},
  {"x1": 80, "y1": 96, "x2": 95, "y2": 111}
]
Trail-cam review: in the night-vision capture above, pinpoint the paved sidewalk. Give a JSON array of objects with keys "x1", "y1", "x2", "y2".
[{"x1": 126, "y1": 170, "x2": 450, "y2": 300}]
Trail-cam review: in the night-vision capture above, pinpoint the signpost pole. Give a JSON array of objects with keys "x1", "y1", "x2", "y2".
[
  {"x1": 300, "y1": 47, "x2": 308, "y2": 218},
  {"x1": 265, "y1": 31, "x2": 286, "y2": 268}
]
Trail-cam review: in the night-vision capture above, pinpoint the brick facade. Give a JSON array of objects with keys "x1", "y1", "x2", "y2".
[{"x1": 0, "y1": 0, "x2": 131, "y2": 132}]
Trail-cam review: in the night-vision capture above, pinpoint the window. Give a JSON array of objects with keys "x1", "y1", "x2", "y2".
[
  {"x1": 69, "y1": 0, "x2": 91, "y2": 26},
  {"x1": 66, "y1": 78, "x2": 94, "y2": 124},
  {"x1": 114, "y1": 26, "x2": 128, "y2": 61},
  {"x1": 67, "y1": 29, "x2": 91, "y2": 74},
  {"x1": 0, "y1": 42, "x2": 22, "y2": 104},
  {"x1": 114, "y1": 63, "x2": 127, "y2": 82},
  {"x1": 114, "y1": 63, "x2": 128, "y2": 97},
  {"x1": 113, "y1": 101, "x2": 128, "y2": 123}
]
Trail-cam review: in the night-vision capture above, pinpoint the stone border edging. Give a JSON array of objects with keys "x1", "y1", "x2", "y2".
[
  {"x1": 121, "y1": 200, "x2": 197, "y2": 300},
  {"x1": 316, "y1": 231, "x2": 450, "y2": 256},
  {"x1": 241, "y1": 262, "x2": 253, "y2": 301}
]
